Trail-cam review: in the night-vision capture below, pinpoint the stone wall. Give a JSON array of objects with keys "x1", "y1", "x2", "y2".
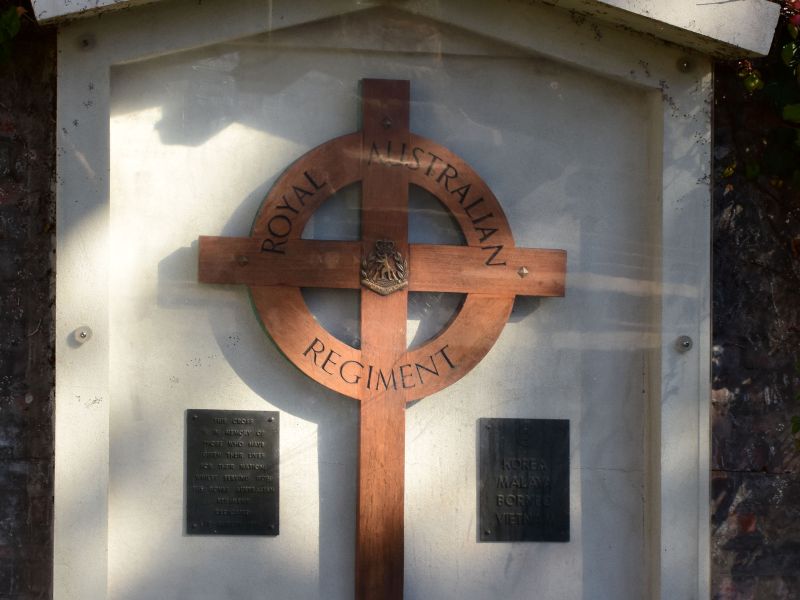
[
  {"x1": 0, "y1": 4, "x2": 56, "y2": 599},
  {"x1": 711, "y1": 59, "x2": 800, "y2": 599}
]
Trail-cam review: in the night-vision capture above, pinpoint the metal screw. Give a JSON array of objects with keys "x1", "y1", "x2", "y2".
[
  {"x1": 236, "y1": 255, "x2": 249, "y2": 266},
  {"x1": 193, "y1": 414, "x2": 199, "y2": 420},
  {"x1": 382, "y1": 117, "x2": 392, "y2": 129},
  {"x1": 675, "y1": 335, "x2": 693, "y2": 353},
  {"x1": 267, "y1": 416, "x2": 274, "y2": 422},
  {"x1": 677, "y1": 57, "x2": 692, "y2": 73},
  {"x1": 484, "y1": 529, "x2": 491, "y2": 535},
  {"x1": 517, "y1": 266, "x2": 529, "y2": 278},
  {"x1": 73, "y1": 326, "x2": 92, "y2": 344}
]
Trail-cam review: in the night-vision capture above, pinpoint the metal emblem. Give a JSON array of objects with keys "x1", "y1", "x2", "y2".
[{"x1": 360, "y1": 240, "x2": 409, "y2": 296}]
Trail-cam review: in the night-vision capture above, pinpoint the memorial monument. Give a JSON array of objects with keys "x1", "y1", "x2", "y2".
[{"x1": 48, "y1": 0, "x2": 780, "y2": 598}]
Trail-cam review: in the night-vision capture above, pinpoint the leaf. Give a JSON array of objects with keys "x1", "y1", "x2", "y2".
[
  {"x1": 783, "y1": 103, "x2": 800, "y2": 123},
  {"x1": 762, "y1": 63, "x2": 800, "y2": 107},
  {"x1": 744, "y1": 161, "x2": 760, "y2": 180},
  {"x1": 722, "y1": 162, "x2": 736, "y2": 178},
  {"x1": 0, "y1": 6, "x2": 20, "y2": 39},
  {"x1": 782, "y1": 42, "x2": 798, "y2": 67}
]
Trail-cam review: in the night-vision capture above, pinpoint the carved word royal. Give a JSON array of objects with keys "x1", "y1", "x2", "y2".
[{"x1": 198, "y1": 79, "x2": 566, "y2": 600}]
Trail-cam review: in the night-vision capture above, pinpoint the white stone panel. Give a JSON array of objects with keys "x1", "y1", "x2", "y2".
[{"x1": 55, "y1": 2, "x2": 712, "y2": 599}]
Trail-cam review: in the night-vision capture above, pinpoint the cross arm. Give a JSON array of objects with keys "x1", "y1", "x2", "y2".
[
  {"x1": 409, "y1": 245, "x2": 566, "y2": 297},
  {"x1": 198, "y1": 236, "x2": 361, "y2": 288},
  {"x1": 199, "y1": 236, "x2": 565, "y2": 296}
]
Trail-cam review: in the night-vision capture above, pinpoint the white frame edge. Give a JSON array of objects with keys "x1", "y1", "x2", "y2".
[{"x1": 54, "y1": 0, "x2": 711, "y2": 598}]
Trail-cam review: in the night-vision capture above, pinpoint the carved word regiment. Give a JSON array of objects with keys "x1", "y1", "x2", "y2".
[{"x1": 198, "y1": 79, "x2": 566, "y2": 600}]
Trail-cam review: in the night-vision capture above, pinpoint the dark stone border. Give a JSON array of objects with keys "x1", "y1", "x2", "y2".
[{"x1": 0, "y1": 3, "x2": 56, "y2": 598}]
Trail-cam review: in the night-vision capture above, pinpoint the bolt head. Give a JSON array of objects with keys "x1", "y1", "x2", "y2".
[
  {"x1": 675, "y1": 335, "x2": 693, "y2": 353},
  {"x1": 73, "y1": 326, "x2": 93, "y2": 344},
  {"x1": 677, "y1": 57, "x2": 692, "y2": 73},
  {"x1": 517, "y1": 266, "x2": 529, "y2": 278}
]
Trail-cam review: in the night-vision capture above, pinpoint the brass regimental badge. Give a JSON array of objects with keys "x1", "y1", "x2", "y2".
[{"x1": 361, "y1": 240, "x2": 409, "y2": 296}]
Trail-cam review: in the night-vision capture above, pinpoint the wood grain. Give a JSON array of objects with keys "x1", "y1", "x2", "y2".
[
  {"x1": 355, "y1": 78, "x2": 409, "y2": 600},
  {"x1": 404, "y1": 292, "x2": 515, "y2": 403},
  {"x1": 198, "y1": 237, "x2": 360, "y2": 288},
  {"x1": 409, "y1": 245, "x2": 565, "y2": 296},
  {"x1": 251, "y1": 133, "x2": 361, "y2": 238},
  {"x1": 248, "y1": 285, "x2": 364, "y2": 399},
  {"x1": 199, "y1": 238, "x2": 565, "y2": 297}
]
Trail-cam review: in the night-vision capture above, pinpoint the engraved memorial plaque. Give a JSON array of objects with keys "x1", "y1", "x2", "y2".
[
  {"x1": 479, "y1": 418, "x2": 569, "y2": 542},
  {"x1": 186, "y1": 409, "x2": 279, "y2": 535}
]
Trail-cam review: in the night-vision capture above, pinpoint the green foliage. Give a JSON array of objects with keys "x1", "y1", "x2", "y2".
[
  {"x1": 0, "y1": 6, "x2": 22, "y2": 63},
  {"x1": 783, "y1": 103, "x2": 800, "y2": 122},
  {"x1": 781, "y1": 40, "x2": 798, "y2": 66},
  {"x1": 724, "y1": 3, "x2": 800, "y2": 190}
]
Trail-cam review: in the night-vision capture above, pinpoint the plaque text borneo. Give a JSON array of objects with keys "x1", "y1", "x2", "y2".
[{"x1": 198, "y1": 79, "x2": 567, "y2": 600}]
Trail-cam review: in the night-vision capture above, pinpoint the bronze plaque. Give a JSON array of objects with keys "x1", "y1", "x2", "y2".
[
  {"x1": 186, "y1": 409, "x2": 278, "y2": 535},
  {"x1": 479, "y1": 418, "x2": 569, "y2": 542}
]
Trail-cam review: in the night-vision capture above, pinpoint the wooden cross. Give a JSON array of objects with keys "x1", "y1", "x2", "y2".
[{"x1": 198, "y1": 79, "x2": 566, "y2": 600}]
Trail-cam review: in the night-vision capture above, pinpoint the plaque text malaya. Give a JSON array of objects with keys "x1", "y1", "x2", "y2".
[{"x1": 479, "y1": 418, "x2": 569, "y2": 542}]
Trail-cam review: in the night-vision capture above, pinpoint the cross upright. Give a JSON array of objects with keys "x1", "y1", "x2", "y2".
[{"x1": 199, "y1": 79, "x2": 566, "y2": 600}]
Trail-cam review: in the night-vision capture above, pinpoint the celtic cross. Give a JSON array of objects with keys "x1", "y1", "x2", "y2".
[{"x1": 198, "y1": 79, "x2": 566, "y2": 600}]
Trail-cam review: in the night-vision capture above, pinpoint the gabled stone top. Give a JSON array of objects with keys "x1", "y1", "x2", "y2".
[
  {"x1": 547, "y1": 0, "x2": 779, "y2": 57},
  {"x1": 33, "y1": 0, "x2": 779, "y2": 57}
]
